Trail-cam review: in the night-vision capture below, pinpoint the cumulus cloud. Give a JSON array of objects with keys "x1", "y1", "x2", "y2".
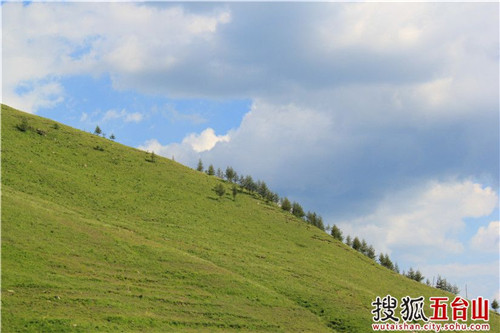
[
  {"x1": 4, "y1": 2, "x2": 498, "y2": 116},
  {"x1": 138, "y1": 127, "x2": 230, "y2": 163},
  {"x1": 2, "y1": 2, "x2": 231, "y2": 112},
  {"x1": 335, "y1": 180, "x2": 498, "y2": 257},
  {"x1": 470, "y1": 221, "x2": 500, "y2": 253},
  {"x1": 183, "y1": 128, "x2": 230, "y2": 153}
]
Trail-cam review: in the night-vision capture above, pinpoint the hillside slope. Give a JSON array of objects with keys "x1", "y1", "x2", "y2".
[{"x1": 2, "y1": 104, "x2": 498, "y2": 332}]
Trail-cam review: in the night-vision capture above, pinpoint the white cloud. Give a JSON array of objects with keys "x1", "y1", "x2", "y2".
[
  {"x1": 204, "y1": 100, "x2": 334, "y2": 182},
  {"x1": 137, "y1": 138, "x2": 166, "y2": 155},
  {"x1": 102, "y1": 109, "x2": 143, "y2": 123},
  {"x1": 336, "y1": 180, "x2": 498, "y2": 257},
  {"x1": 4, "y1": 80, "x2": 64, "y2": 114},
  {"x1": 470, "y1": 221, "x2": 500, "y2": 253},
  {"x1": 138, "y1": 127, "x2": 230, "y2": 165},
  {"x1": 420, "y1": 261, "x2": 499, "y2": 300},
  {"x1": 182, "y1": 128, "x2": 230, "y2": 153},
  {"x1": 80, "y1": 112, "x2": 88, "y2": 122},
  {"x1": 2, "y1": 2, "x2": 231, "y2": 112}
]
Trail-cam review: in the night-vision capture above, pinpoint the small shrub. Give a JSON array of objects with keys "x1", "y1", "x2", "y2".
[
  {"x1": 93, "y1": 145, "x2": 105, "y2": 151},
  {"x1": 53, "y1": 123, "x2": 60, "y2": 130},
  {"x1": 232, "y1": 185, "x2": 238, "y2": 201},
  {"x1": 214, "y1": 183, "x2": 226, "y2": 199},
  {"x1": 146, "y1": 151, "x2": 156, "y2": 163},
  {"x1": 16, "y1": 117, "x2": 30, "y2": 132}
]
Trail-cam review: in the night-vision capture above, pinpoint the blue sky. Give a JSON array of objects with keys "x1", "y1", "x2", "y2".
[{"x1": 2, "y1": 1, "x2": 499, "y2": 301}]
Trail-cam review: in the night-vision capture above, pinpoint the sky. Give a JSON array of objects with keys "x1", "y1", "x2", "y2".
[{"x1": 2, "y1": 1, "x2": 499, "y2": 302}]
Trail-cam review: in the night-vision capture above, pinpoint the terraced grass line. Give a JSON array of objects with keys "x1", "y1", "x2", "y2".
[{"x1": 2, "y1": 104, "x2": 499, "y2": 332}]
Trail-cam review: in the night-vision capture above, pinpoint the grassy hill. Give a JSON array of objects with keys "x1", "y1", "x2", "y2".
[{"x1": 2, "y1": 104, "x2": 498, "y2": 332}]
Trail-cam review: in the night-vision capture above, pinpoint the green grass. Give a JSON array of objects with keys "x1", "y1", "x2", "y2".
[{"x1": 2, "y1": 104, "x2": 498, "y2": 332}]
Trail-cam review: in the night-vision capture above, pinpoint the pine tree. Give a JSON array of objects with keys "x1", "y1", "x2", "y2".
[
  {"x1": 345, "y1": 235, "x2": 352, "y2": 247},
  {"x1": 110, "y1": 133, "x2": 116, "y2": 140},
  {"x1": 413, "y1": 270, "x2": 424, "y2": 283},
  {"x1": 366, "y1": 245, "x2": 376, "y2": 260},
  {"x1": 315, "y1": 215, "x2": 325, "y2": 231},
  {"x1": 232, "y1": 185, "x2": 238, "y2": 201},
  {"x1": 241, "y1": 175, "x2": 256, "y2": 192},
  {"x1": 492, "y1": 299, "x2": 499, "y2": 313},
  {"x1": 207, "y1": 164, "x2": 215, "y2": 176},
  {"x1": 214, "y1": 183, "x2": 225, "y2": 199},
  {"x1": 216, "y1": 168, "x2": 224, "y2": 178},
  {"x1": 94, "y1": 125, "x2": 102, "y2": 135},
  {"x1": 291, "y1": 202, "x2": 305, "y2": 218},
  {"x1": 379, "y1": 253, "x2": 394, "y2": 271},
  {"x1": 330, "y1": 225, "x2": 343, "y2": 242},
  {"x1": 435, "y1": 276, "x2": 446, "y2": 290},
  {"x1": 360, "y1": 239, "x2": 368, "y2": 255},
  {"x1": 352, "y1": 237, "x2": 362, "y2": 251},
  {"x1": 225, "y1": 166, "x2": 236, "y2": 182},
  {"x1": 256, "y1": 181, "x2": 270, "y2": 199},
  {"x1": 406, "y1": 268, "x2": 416, "y2": 280},
  {"x1": 281, "y1": 197, "x2": 292, "y2": 212},
  {"x1": 197, "y1": 159, "x2": 204, "y2": 172}
]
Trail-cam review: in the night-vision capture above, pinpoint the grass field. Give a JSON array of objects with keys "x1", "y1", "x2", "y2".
[{"x1": 2, "y1": 104, "x2": 498, "y2": 332}]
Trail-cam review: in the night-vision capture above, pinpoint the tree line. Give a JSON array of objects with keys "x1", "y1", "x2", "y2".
[
  {"x1": 330, "y1": 222, "x2": 462, "y2": 294},
  {"x1": 197, "y1": 159, "x2": 325, "y2": 230},
  {"x1": 197, "y1": 159, "x2": 462, "y2": 295}
]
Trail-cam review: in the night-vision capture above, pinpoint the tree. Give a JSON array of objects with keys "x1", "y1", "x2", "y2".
[
  {"x1": 360, "y1": 239, "x2": 368, "y2": 255},
  {"x1": 379, "y1": 253, "x2": 394, "y2": 271},
  {"x1": 281, "y1": 197, "x2": 292, "y2": 212},
  {"x1": 197, "y1": 159, "x2": 204, "y2": 172},
  {"x1": 492, "y1": 299, "x2": 499, "y2": 313},
  {"x1": 225, "y1": 166, "x2": 236, "y2": 182},
  {"x1": 413, "y1": 270, "x2": 425, "y2": 283},
  {"x1": 352, "y1": 237, "x2": 362, "y2": 251},
  {"x1": 345, "y1": 235, "x2": 352, "y2": 247},
  {"x1": 232, "y1": 185, "x2": 238, "y2": 201},
  {"x1": 267, "y1": 191, "x2": 279, "y2": 204},
  {"x1": 305, "y1": 211, "x2": 325, "y2": 231},
  {"x1": 214, "y1": 183, "x2": 225, "y2": 199},
  {"x1": 315, "y1": 215, "x2": 325, "y2": 231},
  {"x1": 216, "y1": 168, "x2": 224, "y2": 178},
  {"x1": 366, "y1": 245, "x2": 376, "y2": 260},
  {"x1": 241, "y1": 175, "x2": 256, "y2": 192},
  {"x1": 110, "y1": 133, "x2": 116, "y2": 140},
  {"x1": 256, "y1": 181, "x2": 270, "y2": 199},
  {"x1": 150, "y1": 151, "x2": 157, "y2": 163},
  {"x1": 207, "y1": 164, "x2": 215, "y2": 176},
  {"x1": 330, "y1": 225, "x2": 343, "y2": 242},
  {"x1": 94, "y1": 125, "x2": 102, "y2": 135},
  {"x1": 291, "y1": 202, "x2": 305, "y2": 218},
  {"x1": 435, "y1": 276, "x2": 446, "y2": 290}
]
